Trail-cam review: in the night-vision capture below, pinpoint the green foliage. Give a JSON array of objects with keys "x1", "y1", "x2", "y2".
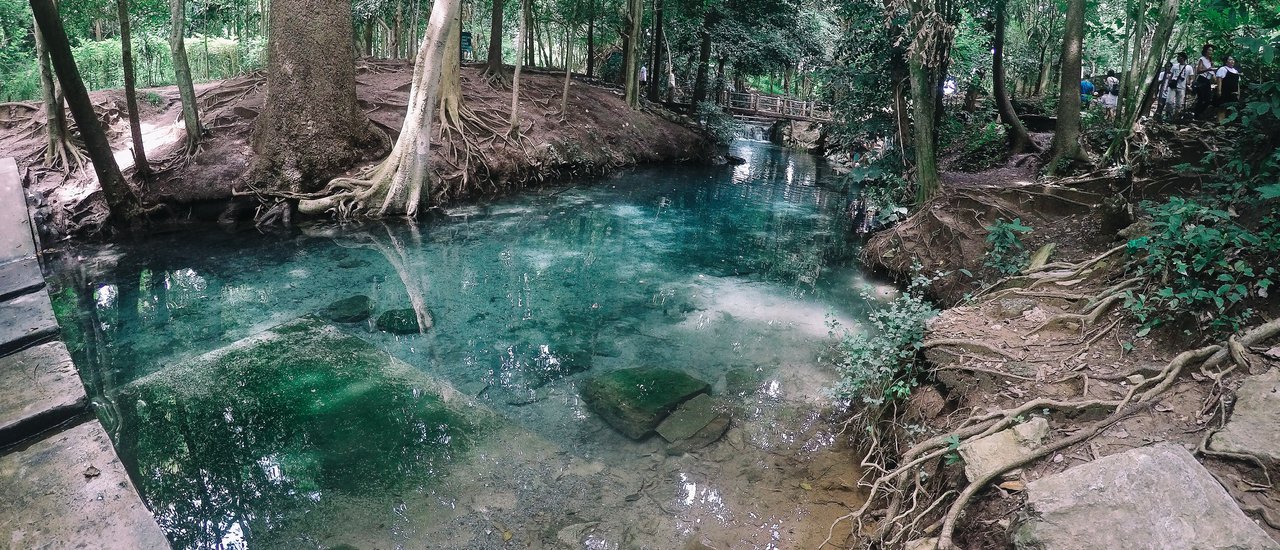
[
  {"x1": 828, "y1": 271, "x2": 939, "y2": 408},
  {"x1": 947, "y1": 118, "x2": 1009, "y2": 172},
  {"x1": 696, "y1": 100, "x2": 742, "y2": 145},
  {"x1": 983, "y1": 218, "x2": 1033, "y2": 275},
  {"x1": 1124, "y1": 198, "x2": 1279, "y2": 335}
]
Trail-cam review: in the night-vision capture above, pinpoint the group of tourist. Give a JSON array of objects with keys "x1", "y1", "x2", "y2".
[{"x1": 1081, "y1": 43, "x2": 1241, "y2": 123}]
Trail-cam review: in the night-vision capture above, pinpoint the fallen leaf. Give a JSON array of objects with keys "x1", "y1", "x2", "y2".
[
  {"x1": 83, "y1": 466, "x2": 100, "y2": 479},
  {"x1": 502, "y1": 531, "x2": 513, "y2": 542},
  {"x1": 998, "y1": 480, "x2": 1025, "y2": 492},
  {"x1": 800, "y1": 482, "x2": 813, "y2": 491}
]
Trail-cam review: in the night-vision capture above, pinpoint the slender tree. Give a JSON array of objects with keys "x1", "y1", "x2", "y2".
[
  {"x1": 691, "y1": 18, "x2": 712, "y2": 105},
  {"x1": 29, "y1": 0, "x2": 135, "y2": 218},
  {"x1": 482, "y1": 0, "x2": 507, "y2": 83},
  {"x1": 901, "y1": 0, "x2": 954, "y2": 202},
  {"x1": 32, "y1": 16, "x2": 82, "y2": 171},
  {"x1": 251, "y1": 0, "x2": 380, "y2": 197},
  {"x1": 1101, "y1": 0, "x2": 1179, "y2": 165},
  {"x1": 585, "y1": 0, "x2": 595, "y2": 78},
  {"x1": 992, "y1": 0, "x2": 1033, "y2": 154},
  {"x1": 117, "y1": 0, "x2": 151, "y2": 178},
  {"x1": 510, "y1": 0, "x2": 529, "y2": 131},
  {"x1": 647, "y1": 0, "x2": 665, "y2": 102},
  {"x1": 623, "y1": 0, "x2": 643, "y2": 108},
  {"x1": 1047, "y1": 0, "x2": 1086, "y2": 173},
  {"x1": 298, "y1": 0, "x2": 459, "y2": 218},
  {"x1": 169, "y1": 0, "x2": 202, "y2": 154}
]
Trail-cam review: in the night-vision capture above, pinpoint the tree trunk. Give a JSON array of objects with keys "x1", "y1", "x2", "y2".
[
  {"x1": 169, "y1": 0, "x2": 202, "y2": 154},
  {"x1": 1047, "y1": 0, "x2": 1086, "y2": 174},
  {"x1": 622, "y1": 0, "x2": 642, "y2": 108},
  {"x1": 908, "y1": 55, "x2": 940, "y2": 202},
  {"x1": 561, "y1": 29, "x2": 573, "y2": 115},
  {"x1": 364, "y1": 16, "x2": 374, "y2": 56},
  {"x1": 993, "y1": 0, "x2": 1032, "y2": 154},
  {"x1": 33, "y1": 15, "x2": 81, "y2": 171},
  {"x1": 485, "y1": 0, "x2": 504, "y2": 69},
  {"x1": 439, "y1": 7, "x2": 464, "y2": 130},
  {"x1": 647, "y1": 0, "x2": 664, "y2": 102},
  {"x1": 250, "y1": 0, "x2": 377, "y2": 195},
  {"x1": 30, "y1": 0, "x2": 135, "y2": 218},
  {"x1": 299, "y1": 0, "x2": 458, "y2": 218},
  {"x1": 510, "y1": 0, "x2": 529, "y2": 131},
  {"x1": 713, "y1": 55, "x2": 725, "y2": 103},
  {"x1": 392, "y1": 0, "x2": 402, "y2": 59},
  {"x1": 691, "y1": 18, "x2": 711, "y2": 105},
  {"x1": 1034, "y1": 45, "x2": 1051, "y2": 96},
  {"x1": 1101, "y1": 0, "x2": 1178, "y2": 165},
  {"x1": 116, "y1": 0, "x2": 151, "y2": 178},
  {"x1": 585, "y1": 0, "x2": 594, "y2": 78}
]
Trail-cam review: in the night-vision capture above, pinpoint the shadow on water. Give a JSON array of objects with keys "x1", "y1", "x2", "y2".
[{"x1": 47, "y1": 141, "x2": 884, "y2": 549}]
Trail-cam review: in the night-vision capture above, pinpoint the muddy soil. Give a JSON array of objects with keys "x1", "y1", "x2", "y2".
[{"x1": 0, "y1": 59, "x2": 712, "y2": 238}]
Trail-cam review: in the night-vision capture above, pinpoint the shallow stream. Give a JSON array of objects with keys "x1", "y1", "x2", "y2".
[{"x1": 47, "y1": 141, "x2": 881, "y2": 549}]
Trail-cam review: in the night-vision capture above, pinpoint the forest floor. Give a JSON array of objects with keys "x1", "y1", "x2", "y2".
[
  {"x1": 0, "y1": 59, "x2": 711, "y2": 238},
  {"x1": 855, "y1": 127, "x2": 1280, "y2": 548}
]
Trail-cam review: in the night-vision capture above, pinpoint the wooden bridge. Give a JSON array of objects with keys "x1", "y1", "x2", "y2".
[{"x1": 722, "y1": 92, "x2": 833, "y2": 122}]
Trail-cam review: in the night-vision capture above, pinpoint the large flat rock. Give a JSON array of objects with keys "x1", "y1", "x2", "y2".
[
  {"x1": 958, "y1": 417, "x2": 1049, "y2": 481},
  {"x1": 0, "y1": 420, "x2": 171, "y2": 549},
  {"x1": 0, "y1": 290, "x2": 58, "y2": 356},
  {"x1": 0, "y1": 157, "x2": 36, "y2": 265},
  {"x1": 1012, "y1": 443, "x2": 1278, "y2": 550},
  {"x1": 1210, "y1": 368, "x2": 1280, "y2": 463},
  {"x1": 0, "y1": 341, "x2": 86, "y2": 445}
]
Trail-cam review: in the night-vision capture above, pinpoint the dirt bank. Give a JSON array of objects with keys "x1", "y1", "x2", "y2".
[
  {"x1": 0, "y1": 59, "x2": 712, "y2": 238},
  {"x1": 853, "y1": 152, "x2": 1280, "y2": 547}
]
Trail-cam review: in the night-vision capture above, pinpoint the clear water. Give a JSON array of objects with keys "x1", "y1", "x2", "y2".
[{"x1": 47, "y1": 141, "x2": 884, "y2": 549}]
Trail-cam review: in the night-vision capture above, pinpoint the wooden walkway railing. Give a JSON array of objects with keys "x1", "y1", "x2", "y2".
[{"x1": 721, "y1": 92, "x2": 833, "y2": 122}]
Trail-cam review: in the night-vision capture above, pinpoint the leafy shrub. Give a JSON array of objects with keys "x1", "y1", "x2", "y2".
[
  {"x1": 828, "y1": 272, "x2": 939, "y2": 408},
  {"x1": 953, "y1": 121, "x2": 1009, "y2": 172},
  {"x1": 983, "y1": 218, "x2": 1032, "y2": 274},
  {"x1": 696, "y1": 100, "x2": 742, "y2": 145},
  {"x1": 1123, "y1": 197, "x2": 1279, "y2": 335}
]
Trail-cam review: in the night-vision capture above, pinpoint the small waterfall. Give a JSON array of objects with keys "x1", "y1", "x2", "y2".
[{"x1": 736, "y1": 122, "x2": 772, "y2": 142}]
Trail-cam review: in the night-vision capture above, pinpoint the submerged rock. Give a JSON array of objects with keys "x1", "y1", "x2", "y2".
[
  {"x1": 377, "y1": 308, "x2": 423, "y2": 334},
  {"x1": 659, "y1": 394, "x2": 731, "y2": 454},
  {"x1": 581, "y1": 367, "x2": 709, "y2": 440},
  {"x1": 1012, "y1": 443, "x2": 1278, "y2": 550},
  {"x1": 322, "y1": 295, "x2": 373, "y2": 323}
]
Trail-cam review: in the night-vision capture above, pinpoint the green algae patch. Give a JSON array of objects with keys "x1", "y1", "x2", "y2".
[
  {"x1": 376, "y1": 308, "x2": 422, "y2": 334},
  {"x1": 111, "y1": 316, "x2": 492, "y2": 549},
  {"x1": 321, "y1": 295, "x2": 374, "y2": 323},
  {"x1": 581, "y1": 367, "x2": 709, "y2": 439}
]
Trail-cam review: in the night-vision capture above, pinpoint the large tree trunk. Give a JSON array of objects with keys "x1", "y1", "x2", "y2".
[
  {"x1": 485, "y1": 0, "x2": 505, "y2": 69},
  {"x1": 30, "y1": 0, "x2": 135, "y2": 218},
  {"x1": 169, "y1": 0, "x2": 202, "y2": 155},
  {"x1": 622, "y1": 0, "x2": 642, "y2": 108},
  {"x1": 116, "y1": 0, "x2": 151, "y2": 178},
  {"x1": 647, "y1": 0, "x2": 664, "y2": 102},
  {"x1": 250, "y1": 0, "x2": 377, "y2": 196},
  {"x1": 993, "y1": 0, "x2": 1032, "y2": 154},
  {"x1": 510, "y1": 0, "x2": 529, "y2": 131},
  {"x1": 908, "y1": 56, "x2": 940, "y2": 202},
  {"x1": 33, "y1": 15, "x2": 82, "y2": 171},
  {"x1": 299, "y1": 0, "x2": 458, "y2": 218},
  {"x1": 1047, "y1": 0, "x2": 1086, "y2": 174}
]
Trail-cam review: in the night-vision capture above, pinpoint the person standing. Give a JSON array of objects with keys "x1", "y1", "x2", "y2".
[
  {"x1": 1156, "y1": 61, "x2": 1173, "y2": 121},
  {"x1": 1193, "y1": 44, "x2": 1216, "y2": 119},
  {"x1": 1104, "y1": 69, "x2": 1120, "y2": 95},
  {"x1": 1216, "y1": 55, "x2": 1241, "y2": 118},
  {"x1": 1080, "y1": 73, "x2": 1095, "y2": 107},
  {"x1": 1166, "y1": 52, "x2": 1193, "y2": 119}
]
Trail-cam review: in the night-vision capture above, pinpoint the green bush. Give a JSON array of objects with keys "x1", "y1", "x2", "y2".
[
  {"x1": 696, "y1": 100, "x2": 742, "y2": 145},
  {"x1": 953, "y1": 121, "x2": 1009, "y2": 172},
  {"x1": 828, "y1": 272, "x2": 939, "y2": 408},
  {"x1": 983, "y1": 218, "x2": 1032, "y2": 275},
  {"x1": 1124, "y1": 197, "x2": 1279, "y2": 335}
]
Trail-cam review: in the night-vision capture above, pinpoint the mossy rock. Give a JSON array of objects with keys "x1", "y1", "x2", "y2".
[
  {"x1": 581, "y1": 367, "x2": 709, "y2": 440},
  {"x1": 377, "y1": 308, "x2": 422, "y2": 335},
  {"x1": 322, "y1": 295, "x2": 373, "y2": 323}
]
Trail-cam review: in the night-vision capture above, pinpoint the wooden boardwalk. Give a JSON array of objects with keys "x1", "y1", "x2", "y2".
[{"x1": 722, "y1": 92, "x2": 833, "y2": 122}]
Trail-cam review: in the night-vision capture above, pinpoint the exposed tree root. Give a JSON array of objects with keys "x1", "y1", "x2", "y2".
[
  {"x1": 923, "y1": 339, "x2": 1022, "y2": 360},
  {"x1": 824, "y1": 345, "x2": 1222, "y2": 549}
]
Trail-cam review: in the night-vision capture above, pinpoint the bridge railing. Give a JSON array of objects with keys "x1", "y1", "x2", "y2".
[{"x1": 722, "y1": 92, "x2": 833, "y2": 121}]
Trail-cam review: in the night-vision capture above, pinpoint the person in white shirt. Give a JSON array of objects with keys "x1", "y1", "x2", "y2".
[
  {"x1": 639, "y1": 65, "x2": 648, "y2": 86},
  {"x1": 1193, "y1": 44, "x2": 1216, "y2": 119},
  {"x1": 1104, "y1": 70, "x2": 1120, "y2": 95},
  {"x1": 1165, "y1": 52, "x2": 1194, "y2": 119},
  {"x1": 1216, "y1": 55, "x2": 1241, "y2": 104},
  {"x1": 1102, "y1": 89, "x2": 1118, "y2": 121}
]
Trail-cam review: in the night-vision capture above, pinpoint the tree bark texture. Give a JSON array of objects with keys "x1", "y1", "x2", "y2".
[
  {"x1": 169, "y1": 0, "x2": 202, "y2": 154},
  {"x1": 691, "y1": 21, "x2": 711, "y2": 105},
  {"x1": 30, "y1": 0, "x2": 134, "y2": 217},
  {"x1": 623, "y1": 0, "x2": 642, "y2": 108},
  {"x1": 486, "y1": 0, "x2": 505, "y2": 69},
  {"x1": 510, "y1": 0, "x2": 529, "y2": 130},
  {"x1": 647, "y1": 0, "x2": 664, "y2": 102},
  {"x1": 1048, "y1": 0, "x2": 1086, "y2": 173},
  {"x1": 117, "y1": 0, "x2": 151, "y2": 177},
  {"x1": 33, "y1": 16, "x2": 77, "y2": 170},
  {"x1": 252, "y1": 0, "x2": 376, "y2": 193},
  {"x1": 993, "y1": 0, "x2": 1032, "y2": 154}
]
